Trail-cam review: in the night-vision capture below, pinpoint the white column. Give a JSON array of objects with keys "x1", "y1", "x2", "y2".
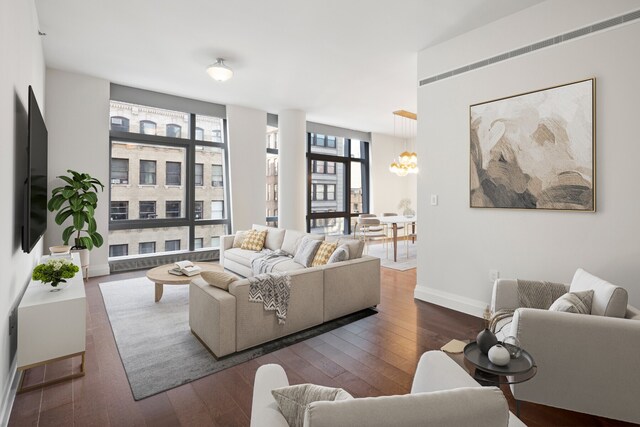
[{"x1": 278, "y1": 110, "x2": 306, "y2": 231}]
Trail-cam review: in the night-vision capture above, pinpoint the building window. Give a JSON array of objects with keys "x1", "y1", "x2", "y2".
[
  {"x1": 195, "y1": 163, "x2": 204, "y2": 186},
  {"x1": 211, "y1": 165, "x2": 223, "y2": 187},
  {"x1": 211, "y1": 236, "x2": 220, "y2": 247},
  {"x1": 139, "y1": 241, "x2": 156, "y2": 254},
  {"x1": 110, "y1": 116, "x2": 130, "y2": 132},
  {"x1": 267, "y1": 184, "x2": 271, "y2": 201},
  {"x1": 195, "y1": 127, "x2": 204, "y2": 141},
  {"x1": 194, "y1": 238, "x2": 203, "y2": 249},
  {"x1": 166, "y1": 161, "x2": 181, "y2": 185},
  {"x1": 139, "y1": 201, "x2": 156, "y2": 219},
  {"x1": 140, "y1": 120, "x2": 157, "y2": 135},
  {"x1": 140, "y1": 160, "x2": 156, "y2": 185},
  {"x1": 274, "y1": 184, "x2": 278, "y2": 201},
  {"x1": 327, "y1": 184, "x2": 336, "y2": 201},
  {"x1": 194, "y1": 201, "x2": 203, "y2": 219},
  {"x1": 166, "y1": 201, "x2": 181, "y2": 218},
  {"x1": 313, "y1": 160, "x2": 325, "y2": 174},
  {"x1": 327, "y1": 162, "x2": 335, "y2": 174},
  {"x1": 110, "y1": 201, "x2": 128, "y2": 220},
  {"x1": 109, "y1": 244, "x2": 128, "y2": 257},
  {"x1": 111, "y1": 158, "x2": 129, "y2": 184},
  {"x1": 211, "y1": 200, "x2": 224, "y2": 219},
  {"x1": 313, "y1": 184, "x2": 325, "y2": 201},
  {"x1": 165, "y1": 239, "x2": 180, "y2": 252},
  {"x1": 327, "y1": 136, "x2": 336, "y2": 148},
  {"x1": 166, "y1": 124, "x2": 182, "y2": 138},
  {"x1": 212, "y1": 130, "x2": 222, "y2": 143}
]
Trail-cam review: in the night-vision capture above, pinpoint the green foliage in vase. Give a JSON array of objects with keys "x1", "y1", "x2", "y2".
[
  {"x1": 47, "y1": 170, "x2": 105, "y2": 250},
  {"x1": 32, "y1": 258, "x2": 79, "y2": 287}
]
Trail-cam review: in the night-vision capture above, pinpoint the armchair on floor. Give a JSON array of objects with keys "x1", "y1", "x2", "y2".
[{"x1": 491, "y1": 268, "x2": 640, "y2": 424}]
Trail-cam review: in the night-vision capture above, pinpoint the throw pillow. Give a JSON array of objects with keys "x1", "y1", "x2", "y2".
[
  {"x1": 327, "y1": 245, "x2": 349, "y2": 264},
  {"x1": 200, "y1": 271, "x2": 237, "y2": 291},
  {"x1": 293, "y1": 237, "x2": 322, "y2": 267},
  {"x1": 337, "y1": 238, "x2": 365, "y2": 260},
  {"x1": 569, "y1": 268, "x2": 628, "y2": 317},
  {"x1": 240, "y1": 229, "x2": 267, "y2": 251},
  {"x1": 549, "y1": 290, "x2": 594, "y2": 314},
  {"x1": 271, "y1": 384, "x2": 352, "y2": 427},
  {"x1": 232, "y1": 230, "x2": 248, "y2": 248},
  {"x1": 311, "y1": 241, "x2": 338, "y2": 267}
]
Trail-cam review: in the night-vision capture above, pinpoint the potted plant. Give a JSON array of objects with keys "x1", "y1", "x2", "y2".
[
  {"x1": 398, "y1": 198, "x2": 415, "y2": 217},
  {"x1": 32, "y1": 258, "x2": 79, "y2": 291},
  {"x1": 47, "y1": 170, "x2": 105, "y2": 277}
]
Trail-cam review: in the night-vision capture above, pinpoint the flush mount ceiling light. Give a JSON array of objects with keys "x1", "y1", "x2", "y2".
[{"x1": 206, "y1": 58, "x2": 233, "y2": 82}]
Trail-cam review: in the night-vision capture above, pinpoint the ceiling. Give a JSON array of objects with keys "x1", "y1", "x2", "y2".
[{"x1": 35, "y1": 0, "x2": 542, "y2": 136}]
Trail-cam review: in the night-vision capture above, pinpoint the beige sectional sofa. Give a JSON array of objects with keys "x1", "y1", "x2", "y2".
[{"x1": 189, "y1": 225, "x2": 381, "y2": 357}]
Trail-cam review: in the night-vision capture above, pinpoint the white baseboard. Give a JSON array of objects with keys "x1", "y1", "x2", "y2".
[
  {"x1": 0, "y1": 359, "x2": 19, "y2": 427},
  {"x1": 414, "y1": 285, "x2": 486, "y2": 318},
  {"x1": 88, "y1": 263, "x2": 110, "y2": 278}
]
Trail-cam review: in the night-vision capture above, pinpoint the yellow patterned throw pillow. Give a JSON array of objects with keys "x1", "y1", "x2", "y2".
[
  {"x1": 240, "y1": 229, "x2": 267, "y2": 251},
  {"x1": 311, "y1": 241, "x2": 338, "y2": 267}
]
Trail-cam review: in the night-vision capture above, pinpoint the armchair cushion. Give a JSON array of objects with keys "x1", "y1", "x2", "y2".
[
  {"x1": 548, "y1": 290, "x2": 593, "y2": 314},
  {"x1": 569, "y1": 268, "x2": 628, "y2": 317},
  {"x1": 271, "y1": 384, "x2": 352, "y2": 427}
]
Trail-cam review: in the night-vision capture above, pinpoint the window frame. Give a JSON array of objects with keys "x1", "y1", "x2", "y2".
[
  {"x1": 109, "y1": 244, "x2": 128, "y2": 257},
  {"x1": 139, "y1": 160, "x2": 157, "y2": 185},
  {"x1": 166, "y1": 161, "x2": 182, "y2": 186},
  {"x1": 110, "y1": 201, "x2": 128, "y2": 221}
]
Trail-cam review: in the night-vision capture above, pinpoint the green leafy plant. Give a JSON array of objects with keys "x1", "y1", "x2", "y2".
[
  {"x1": 47, "y1": 170, "x2": 105, "y2": 250},
  {"x1": 32, "y1": 258, "x2": 79, "y2": 287}
]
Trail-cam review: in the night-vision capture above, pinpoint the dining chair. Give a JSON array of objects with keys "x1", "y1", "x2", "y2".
[
  {"x1": 381, "y1": 213, "x2": 404, "y2": 258},
  {"x1": 357, "y1": 217, "x2": 387, "y2": 255}
]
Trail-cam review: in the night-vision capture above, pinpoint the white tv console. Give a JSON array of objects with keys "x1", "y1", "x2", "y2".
[{"x1": 16, "y1": 252, "x2": 86, "y2": 393}]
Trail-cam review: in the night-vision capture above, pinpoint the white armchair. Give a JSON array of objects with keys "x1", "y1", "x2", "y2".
[{"x1": 491, "y1": 274, "x2": 640, "y2": 424}]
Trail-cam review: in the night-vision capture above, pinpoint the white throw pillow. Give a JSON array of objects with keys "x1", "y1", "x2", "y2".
[
  {"x1": 327, "y1": 245, "x2": 349, "y2": 264},
  {"x1": 293, "y1": 237, "x2": 322, "y2": 267},
  {"x1": 271, "y1": 384, "x2": 352, "y2": 427},
  {"x1": 549, "y1": 290, "x2": 594, "y2": 314},
  {"x1": 569, "y1": 268, "x2": 628, "y2": 317},
  {"x1": 232, "y1": 230, "x2": 248, "y2": 248}
]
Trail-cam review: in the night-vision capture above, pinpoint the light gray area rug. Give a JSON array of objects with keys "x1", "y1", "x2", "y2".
[
  {"x1": 99, "y1": 277, "x2": 375, "y2": 400},
  {"x1": 366, "y1": 241, "x2": 417, "y2": 271}
]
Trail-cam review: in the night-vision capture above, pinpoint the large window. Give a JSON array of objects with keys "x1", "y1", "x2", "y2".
[
  {"x1": 266, "y1": 124, "x2": 279, "y2": 227},
  {"x1": 307, "y1": 133, "x2": 370, "y2": 235},
  {"x1": 109, "y1": 100, "x2": 230, "y2": 259}
]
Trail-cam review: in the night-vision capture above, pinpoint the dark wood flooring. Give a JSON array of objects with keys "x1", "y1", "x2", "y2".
[{"x1": 8, "y1": 266, "x2": 635, "y2": 426}]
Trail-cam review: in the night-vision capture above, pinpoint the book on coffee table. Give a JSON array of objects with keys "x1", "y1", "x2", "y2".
[{"x1": 168, "y1": 261, "x2": 202, "y2": 277}]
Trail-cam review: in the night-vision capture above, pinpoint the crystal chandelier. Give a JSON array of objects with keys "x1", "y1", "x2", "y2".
[{"x1": 389, "y1": 110, "x2": 418, "y2": 176}]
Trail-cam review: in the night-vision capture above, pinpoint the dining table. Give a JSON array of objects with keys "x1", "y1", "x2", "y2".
[{"x1": 377, "y1": 215, "x2": 417, "y2": 262}]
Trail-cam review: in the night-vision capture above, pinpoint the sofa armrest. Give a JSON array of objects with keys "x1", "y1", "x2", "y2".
[
  {"x1": 411, "y1": 351, "x2": 480, "y2": 393},
  {"x1": 510, "y1": 308, "x2": 640, "y2": 421},
  {"x1": 220, "y1": 234, "x2": 235, "y2": 267},
  {"x1": 491, "y1": 279, "x2": 519, "y2": 313},
  {"x1": 250, "y1": 364, "x2": 290, "y2": 427},
  {"x1": 189, "y1": 279, "x2": 237, "y2": 357}
]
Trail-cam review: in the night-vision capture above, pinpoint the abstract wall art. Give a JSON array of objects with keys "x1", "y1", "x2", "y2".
[{"x1": 470, "y1": 79, "x2": 595, "y2": 211}]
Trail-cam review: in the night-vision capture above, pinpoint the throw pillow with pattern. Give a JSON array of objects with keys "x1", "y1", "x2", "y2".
[
  {"x1": 311, "y1": 241, "x2": 338, "y2": 267},
  {"x1": 293, "y1": 236, "x2": 322, "y2": 267},
  {"x1": 240, "y1": 229, "x2": 267, "y2": 251},
  {"x1": 271, "y1": 384, "x2": 352, "y2": 427},
  {"x1": 549, "y1": 290, "x2": 594, "y2": 314}
]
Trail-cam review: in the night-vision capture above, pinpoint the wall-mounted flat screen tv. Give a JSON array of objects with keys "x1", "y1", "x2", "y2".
[{"x1": 22, "y1": 85, "x2": 48, "y2": 253}]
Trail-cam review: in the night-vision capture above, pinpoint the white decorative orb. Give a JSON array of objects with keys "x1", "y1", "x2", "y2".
[{"x1": 488, "y1": 344, "x2": 511, "y2": 366}]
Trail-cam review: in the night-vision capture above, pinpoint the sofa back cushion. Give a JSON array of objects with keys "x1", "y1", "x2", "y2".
[
  {"x1": 293, "y1": 237, "x2": 323, "y2": 268},
  {"x1": 304, "y1": 387, "x2": 509, "y2": 427},
  {"x1": 252, "y1": 224, "x2": 286, "y2": 251},
  {"x1": 336, "y1": 238, "x2": 364, "y2": 260},
  {"x1": 569, "y1": 268, "x2": 628, "y2": 317},
  {"x1": 282, "y1": 230, "x2": 324, "y2": 255}
]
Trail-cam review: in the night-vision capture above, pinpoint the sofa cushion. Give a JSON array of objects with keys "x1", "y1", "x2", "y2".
[
  {"x1": 311, "y1": 242, "x2": 338, "y2": 267},
  {"x1": 569, "y1": 268, "x2": 628, "y2": 317},
  {"x1": 293, "y1": 237, "x2": 322, "y2": 267},
  {"x1": 241, "y1": 229, "x2": 267, "y2": 251},
  {"x1": 271, "y1": 384, "x2": 352, "y2": 427},
  {"x1": 549, "y1": 290, "x2": 594, "y2": 314},
  {"x1": 232, "y1": 230, "x2": 249, "y2": 248},
  {"x1": 224, "y1": 248, "x2": 260, "y2": 268},
  {"x1": 282, "y1": 230, "x2": 324, "y2": 255},
  {"x1": 272, "y1": 259, "x2": 306, "y2": 273},
  {"x1": 330, "y1": 237, "x2": 364, "y2": 260},
  {"x1": 327, "y1": 245, "x2": 349, "y2": 264},
  {"x1": 252, "y1": 224, "x2": 286, "y2": 251},
  {"x1": 200, "y1": 271, "x2": 237, "y2": 291}
]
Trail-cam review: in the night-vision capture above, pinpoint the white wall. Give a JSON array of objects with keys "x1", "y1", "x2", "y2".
[
  {"x1": 416, "y1": 0, "x2": 640, "y2": 316},
  {"x1": 44, "y1": 69, "x2": 111, "y2": 277},
  {"x1": 370, "y1": 133, "x2": 417, "y2": 215},
  {"x1": 227, "y1": 105, "x2": 267, "y2": 231},
  {"x1": 0, "y1": 0, "x2": 45, "y2": 423}
]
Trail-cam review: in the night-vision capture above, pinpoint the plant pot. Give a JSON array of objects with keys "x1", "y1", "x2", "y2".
[
  {"x1": 49, "y1": 245, "x2": 71, "y2": 255},
  {"x1": 71, "y1": 248, "x2": 90, "y2": 279}
]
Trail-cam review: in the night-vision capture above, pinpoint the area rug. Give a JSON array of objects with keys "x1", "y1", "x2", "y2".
[
  {"x1": 99, "y1": 277, "x2": 375, "y2": 400},
  {"x1": 366, "y1": 241, "x2": 417, "y2": 271}
]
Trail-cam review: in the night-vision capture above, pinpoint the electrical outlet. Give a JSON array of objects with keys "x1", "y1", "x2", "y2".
[
  {"x1": 489, "y1": 269, "x2": 500, "y2": 283},
  {"x1": 430, "y1": 194, "x2": 438, "y2": 206}
]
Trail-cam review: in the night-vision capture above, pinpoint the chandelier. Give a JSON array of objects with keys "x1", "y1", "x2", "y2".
[{"x1": 389, "y1": 110, "x2": 418, "y2": 176}]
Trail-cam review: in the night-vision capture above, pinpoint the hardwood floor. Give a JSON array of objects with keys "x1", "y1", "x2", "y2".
[{"x1": 8, "y1": 266, "x2": 634, "y2": 426}]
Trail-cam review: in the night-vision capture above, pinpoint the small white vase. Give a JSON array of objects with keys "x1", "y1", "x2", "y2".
[{"x1": 488, "y1": 344, "x2": 511, "y2": 366}]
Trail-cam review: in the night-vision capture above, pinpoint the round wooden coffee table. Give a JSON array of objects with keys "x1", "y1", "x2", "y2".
[{"x1": 146, "y1": 262, "x2": 222, "y2": 302}]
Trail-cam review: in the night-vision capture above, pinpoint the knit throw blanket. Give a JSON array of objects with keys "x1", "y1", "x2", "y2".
[
  {"x1": 248, "y1": 273, "x2": 291, "y2": 324},
  {"x1": 490, "y1": 280, "x2": 566, "y2": 332},
  {"x1": 250, "y1": 249, "x2": 292, "y2": 276}
]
